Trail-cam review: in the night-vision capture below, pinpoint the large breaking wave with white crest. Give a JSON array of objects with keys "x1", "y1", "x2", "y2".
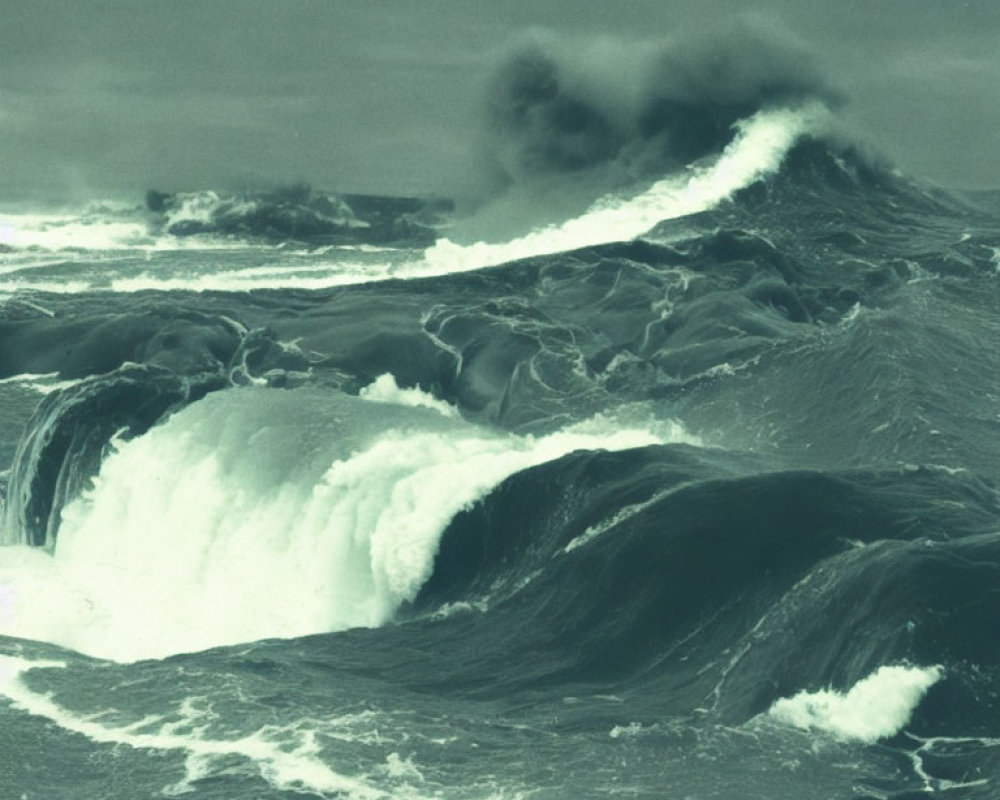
[
  {"x1": 426, "y1": 103, "x2": 829, "y2": 271},
  {"x1": 0, "y1": 381, "x2": 692, "y2": 661}
]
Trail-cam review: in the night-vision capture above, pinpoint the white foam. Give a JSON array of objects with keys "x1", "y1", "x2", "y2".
[
  {"x1": 359, "y1": 373, "x2": 459, "y2": 418},
  {"x1": 106, "y1": 262, "x2": 392, "y2": 293},
  {"x1": 0, "y1": 191, "x2": 359, "y2": 259},
  {"x1": 0, "y1": 256, "x2": 405, "y2": 295},
  {"x1": 0, "y1": 210, "x2": 252, "y2": 253},
  {"x1": 909, "y1": 733, "x2": 1000, "y2": 793},
  {"x1": 608, "y1": 722, "x2": 645, "y2": 739},
  {"x1": 562, "y1": 484, "x2": 681, "y2": 554},
  {"x1": 0, "y1": 387, "x2": 689, "y2": 662},
  {"x1": 422, "y1": 104, "x2": 828, "y2": 274},
  {"x1": 768, "y1": 664, "x2": 943, "y2": 743},
  {"x1": 0, "y1": 211, "x2": 151, "y2": 251},
  {"x1": 0, "y1": 372, "x2": 83, "y2": 395},
  {"x1": 0, "y1": 655, "x2": 389, "y2": 799},
  {"x1": 162, "y1": 190, "x2": 363, "y2": 233},
  {"x1": 163, "y1": 191, "x2": 224, "y2": 228},
  {"x1": 381, "y1": 752, "x2": 425, "y2": 783},
  {"x1": 431, "y1": 599, "x2": 490, "y2": 620}
]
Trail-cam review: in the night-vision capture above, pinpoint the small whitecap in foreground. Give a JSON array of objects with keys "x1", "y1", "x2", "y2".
[{"x1": 768, "y1": 664, "x2": 943, "y2": 743}]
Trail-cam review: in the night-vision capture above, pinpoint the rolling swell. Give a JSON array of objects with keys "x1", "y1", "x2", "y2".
[
  {"x1": 203, "y1": 139, "x2": 1000, "y2": 757},
  {"x1": 407, "y1": 450, "x2": 1000, "y2": 735},
  {"x1": 4, "y1": 137, "x2": 996, "y2": 530}
]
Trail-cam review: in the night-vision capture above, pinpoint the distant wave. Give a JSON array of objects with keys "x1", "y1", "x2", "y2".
[
  {"x1": 424, "y1": 103, "x2": 830, "y2": 272},
  {"x1": 0, "y1": 113, "x2": 976, "y2": 300},
  {"x1": 0, "y1": 104, "x2": 825, "y2": 294},
  {"x1": 146, "y1": 184, "x2": 451, "y2": 248}
]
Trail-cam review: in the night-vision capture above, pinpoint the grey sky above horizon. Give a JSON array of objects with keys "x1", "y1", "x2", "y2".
[{"x1": 1, "y1": 0, "x2": 998, "y2": 202}]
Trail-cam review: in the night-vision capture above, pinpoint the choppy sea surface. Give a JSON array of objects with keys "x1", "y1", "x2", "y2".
[{"x1": 2, "y1": 105, "x2": 1000, "y2": 799}]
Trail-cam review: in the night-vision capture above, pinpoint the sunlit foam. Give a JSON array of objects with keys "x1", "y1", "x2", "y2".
[
  {"x1": 0, "y1": 385, "x2": 694, "y2": 662},
  {"x1": 768, "y1": 664, "x2": 943, "y2": 742}
]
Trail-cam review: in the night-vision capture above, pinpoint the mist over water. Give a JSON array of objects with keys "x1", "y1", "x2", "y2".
[{"x1": 455, "y1": 21, "x2": 841, "y2": 240}]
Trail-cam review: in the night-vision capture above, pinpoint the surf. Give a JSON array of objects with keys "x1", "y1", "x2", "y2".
[{"x1": 0, "y1": 378, "x2": 692, "y2": 661}]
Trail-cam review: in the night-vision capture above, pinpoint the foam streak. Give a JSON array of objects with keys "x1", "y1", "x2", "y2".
[{"x1": 0, "y1": 656, "x2": 388, "y2": 799}]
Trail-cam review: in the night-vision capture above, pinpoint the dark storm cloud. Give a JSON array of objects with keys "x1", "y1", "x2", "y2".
[{"x1": 0, "y1": 0, "x2": 998, "y2": 203}]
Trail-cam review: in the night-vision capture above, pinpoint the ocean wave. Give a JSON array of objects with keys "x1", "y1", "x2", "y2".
[
  {"x1": 0, "y1": 386, "x2": 680, "y2": 661},
  {"x1": 0, "y1": 187, "x2": 451, "y2": 256},
  {"x1": 2, "y1": 16, "x2": 1000, "y2": 800},
  {"x1": 414, "y1": 454, "x2": 1000, "y2": 714},
  {"x1": 424, "y1": 103, "x2": 830, "y2": 273}
]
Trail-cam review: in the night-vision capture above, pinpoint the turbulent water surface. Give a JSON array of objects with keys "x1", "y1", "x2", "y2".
[{"x1": 2, "y1": 97, "x2": 1000, "y2": 799}]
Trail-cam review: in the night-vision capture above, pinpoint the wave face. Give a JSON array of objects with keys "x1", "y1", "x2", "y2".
[{"x1": 2, "y1": 87, "x2": 1000, "y2": 798}]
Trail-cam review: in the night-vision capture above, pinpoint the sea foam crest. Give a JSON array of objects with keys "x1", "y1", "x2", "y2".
[
  {"x1": 0, "y1": 385, "x2": 682, "y2": 662},
  {"x1": 358, "y1": 373, "x2": 459, "y2": 417},
  {"x1": 768, "y1": 664, "x2": 943, "y2": 743},
  {"x1": 422, "y1": 103, "x2": 828, "y2": 274}
]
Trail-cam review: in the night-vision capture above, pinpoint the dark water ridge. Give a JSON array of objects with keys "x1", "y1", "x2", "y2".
[{"x1": 1, "y1": 134, "x2": 1000, "y2": 798}]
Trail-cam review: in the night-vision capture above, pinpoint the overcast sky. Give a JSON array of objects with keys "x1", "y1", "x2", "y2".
[{"x1": 1, "y1": 0, "x2": 998, "y2": 203}]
